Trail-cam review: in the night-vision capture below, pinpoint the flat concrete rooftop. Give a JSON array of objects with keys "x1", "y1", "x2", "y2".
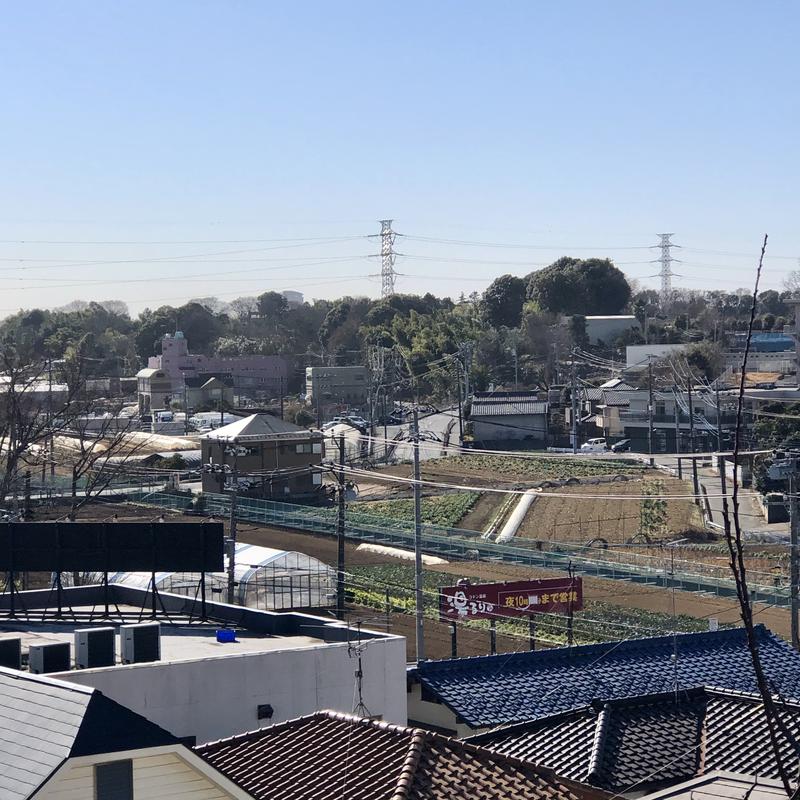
[{"x1": 0, "y1": 607, "x2": 326, "y2": 672}]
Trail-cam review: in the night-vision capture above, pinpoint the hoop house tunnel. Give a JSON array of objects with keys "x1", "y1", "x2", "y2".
[{"x1": 69, "y1": 543, "x2": 337, "y2": 611}]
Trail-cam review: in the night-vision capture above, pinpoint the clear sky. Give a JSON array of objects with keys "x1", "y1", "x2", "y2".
[{"x1": 1, "y1": 1, "x2": 798, "y2": 316}]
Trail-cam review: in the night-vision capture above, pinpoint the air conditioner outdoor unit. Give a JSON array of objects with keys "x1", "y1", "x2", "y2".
[
  {"x1": 0, "y1": 638, "x2": 21, "y2": 670},
  {"x1": 29, "y1": 642, "x2": 71, "y2": 674},
  {"x1": 120, "y1": 623, "x2": 161, "y2": 664},
  {"x1": 75, "y1": 627, "x2": 115, "y2": 669}
]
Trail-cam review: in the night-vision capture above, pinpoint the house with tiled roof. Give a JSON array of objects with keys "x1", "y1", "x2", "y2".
[
  {"x1": 469, "y1": 686, "x2": 800, "y2": 795},
  {"x1": 407, "y1": 626, "x2": 800, "y2": 736},
  {"x1": 0, "y1": 666, "x2": 250, "y2": 800},
  {"x1": 195, "y1": 709, "x2": 610, "y2": 800},
  {"x1": 469, "y1": 391, "x2": 549, "y2": 445}
]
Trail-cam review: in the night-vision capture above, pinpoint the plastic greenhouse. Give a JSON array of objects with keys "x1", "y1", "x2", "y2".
[{"x1": 67, "y1": 543, "x2": 336, "y2": 611}]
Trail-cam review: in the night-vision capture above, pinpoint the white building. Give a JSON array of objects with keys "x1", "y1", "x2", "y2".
[{"x1": 0, "y1": 582, "x2": 407, "y2": 745}]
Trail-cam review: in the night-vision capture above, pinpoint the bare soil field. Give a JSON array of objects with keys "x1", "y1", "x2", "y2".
[
  {"x1": 32, "y1": 500, "x2": 791, "y2": 659},
  {"x1": 518, "y1": 477, "x2": 705, "y2": 544}
]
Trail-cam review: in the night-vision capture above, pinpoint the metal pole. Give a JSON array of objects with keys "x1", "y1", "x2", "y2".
[
  {"x1": 648, "y1": 357, "x2": 654, "y2": 466},
  {"x1": 455, "y1": 360, "x2": 464, "y2": 445},
  {"x1": 673, "y1": 387, "x2": 681, "y2": 457},
  {"x1": 279, "y1": 375, "x2": 284, "y2": 420},
  {"x1": 791, "y1": 473, "x2": 799, "y2": 650},
  {"x1": 336, "y1": 433, "x2": 346, "y2": 619},
  {"x1": 716, "y1": 381, "x2": 728, "y2": 499},
  {"x1": 570, "y1": 355, "x2": 578, "y2": 454},
  {"x1": 413, "y1": 407, "x2": 425, "y2": 662},
  {"x1": 489, "y1": 617, "x2": 497, "y2": 654},
  {"x1": 226, "y1": 445, "x2": 238, "y2": 605},
  {"x1": 687, "y1": 379, "x2": 700, "y2": 505}
]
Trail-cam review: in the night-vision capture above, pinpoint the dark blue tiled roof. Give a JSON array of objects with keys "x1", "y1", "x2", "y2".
[{"x1": 411, "y1": 625, "x2": 800, "y2": 729}]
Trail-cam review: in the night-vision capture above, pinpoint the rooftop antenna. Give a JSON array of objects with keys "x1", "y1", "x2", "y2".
[{"x1": 348, "y1": 620, "x2": 373, "y2": 718}]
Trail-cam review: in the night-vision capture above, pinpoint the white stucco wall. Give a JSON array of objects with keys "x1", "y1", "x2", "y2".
[{"x1": 55, "y1": 637, "x2": 407, "y2": 745}]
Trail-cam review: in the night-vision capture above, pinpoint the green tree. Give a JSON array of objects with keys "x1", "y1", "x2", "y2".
[
  {"x1": 480, "y1": 274, "x2": 527, "y2": 328},
  {"x1": 527, "y1": 257, "x2": 631, "y2": 315}
]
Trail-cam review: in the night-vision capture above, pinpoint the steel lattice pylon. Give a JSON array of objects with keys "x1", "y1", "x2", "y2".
[{"x1": 379, "y1": 219, "x2": 396, "y2": 298}]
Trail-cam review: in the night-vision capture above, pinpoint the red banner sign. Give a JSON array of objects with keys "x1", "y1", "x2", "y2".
[{"x1": 439, "y1": 577, "x2": 583, "y2": 621}]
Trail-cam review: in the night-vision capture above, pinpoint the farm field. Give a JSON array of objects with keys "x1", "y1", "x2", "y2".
[
  {"x1": 518, "y1": 477, "x2": 704, "y2": 544},
  {"x1": 34, "y1": 500, "x2": 793, "y2": 661},
  {"x1": 350, "y1": 491, "x2": 479, "y2": 528},
  {"x1": 425, "y1": 454, "x2": 644, "y2": 482}
]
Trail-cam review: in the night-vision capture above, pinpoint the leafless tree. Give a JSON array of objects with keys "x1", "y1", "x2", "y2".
[
  {"x1": 56, "y1": 399, "x2": 152, "y2": 518},
  {"x1": 0, "y1": 349, "x2": 85, "y2": 505}
]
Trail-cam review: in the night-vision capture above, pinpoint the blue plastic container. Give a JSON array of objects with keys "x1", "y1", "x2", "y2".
[{"x1": 216, "y1": 629, "x2": 236, "y2": 643}]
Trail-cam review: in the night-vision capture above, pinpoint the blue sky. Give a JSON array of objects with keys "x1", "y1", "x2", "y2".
[{"x1": 1, "y1": 1, "x2": 798, "y2": 315}]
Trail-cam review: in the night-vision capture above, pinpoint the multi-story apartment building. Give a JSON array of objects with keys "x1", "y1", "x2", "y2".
[
  {"x1": 305, "y1": 365, "x2": 368, "y2": 406},
  {"x1": 149, "y1": 332, "x2": 288, "y2": 399}
]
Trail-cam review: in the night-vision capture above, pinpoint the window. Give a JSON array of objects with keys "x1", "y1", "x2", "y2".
[
  {"x1": 296, "y1": 443, "x2": 313, "y2": 454},
  {"x1": 95, "y1": 760, "x2": 133, "y2": 800}
]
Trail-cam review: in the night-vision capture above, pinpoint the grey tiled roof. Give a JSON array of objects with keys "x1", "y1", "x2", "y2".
[
  {"x1": 471, "y1": 399, "x2": 549, "y2": 417},
  {"x1": 196, "y1": 710, "x2": 609, "y2": 800},
  {"x1": 0, "y1": 667, "x2": 176, "y2": 800},
  {"x1": 469, "y1": 686, "x2": 800, "y2": 793},
  {"x1": 409, "y1": 626, "x2": 800, "y2": 730}
]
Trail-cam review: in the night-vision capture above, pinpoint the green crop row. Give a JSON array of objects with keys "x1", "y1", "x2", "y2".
[
  {"x1": 347, "y1": 564, "x2": 727, "y2": 646},
  {"x1": 350, "y1": 492, "x2": 480, "y2": 528},
  {"x1": 429, "y1": 454, "x2": 643, "y2": 481}
]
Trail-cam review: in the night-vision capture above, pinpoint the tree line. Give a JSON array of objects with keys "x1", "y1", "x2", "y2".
[{"x1": 0, "y1": 256, "x2": 791, "y2": 398}]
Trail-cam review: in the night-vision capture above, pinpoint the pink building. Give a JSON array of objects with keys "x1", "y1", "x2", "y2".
[{"x1": 148, "y1": 332, "x2": 288, "y2": 397}]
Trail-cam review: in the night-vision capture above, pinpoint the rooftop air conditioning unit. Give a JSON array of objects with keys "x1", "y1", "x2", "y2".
[
  {"x1": 29, "y1": 642, "x2": 71, "y2": 674},
  {"x1": 120, "y1": 623, "x2": 161, "y2": 664},
  {"x1": 75, "y1": 627, "x2": 115, "y2": 669},
  {"x1": 0, "y1": 638, "x2": 21, "y2": 670}
]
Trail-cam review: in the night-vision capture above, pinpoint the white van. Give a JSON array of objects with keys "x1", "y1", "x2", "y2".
[{"x1": 580, "y1": 437, "x2": 608, "y2": 452}]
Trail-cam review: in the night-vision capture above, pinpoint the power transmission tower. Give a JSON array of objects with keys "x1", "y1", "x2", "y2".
[
  {"x1": 656, "y1": 233, "x2": 677, "y2": 308},
  {"x1": 379, "y1": 219, "x2": 397, "y2": 298}
]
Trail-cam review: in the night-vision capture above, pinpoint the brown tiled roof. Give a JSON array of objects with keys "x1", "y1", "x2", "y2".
[
  {"x1": 195, "y1": 710, "x2": 609, "y2": 800},
  {"x1": 468, "y1": 686, "x2": 800, "y2": 794}
]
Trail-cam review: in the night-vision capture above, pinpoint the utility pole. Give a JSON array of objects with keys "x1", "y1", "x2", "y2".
[
  {"x1": 336, "y1": 433, "x2": 346, "y2": 619},
  {"x1": 687, "y1": 379, "x2": 700, "y2": 505},
  {"x1": 412, "y1": 408, "x2": 425, "y2": 662},
  {"x1": 48, "y1": 359, "x2": 55, "y2": 478},
  {"x1": 768, "y1": 451, "x2": 800, "y2": 649},
  {"x1": 455, "y1": 357, "x2": 464, "y2": 445},
  {"x1": 648, "y1": 357, "x2": 655, "y2": 466},
  {"x1": 788, "y1": 476, "x2": 800, "y2": 650},
  {"x1": 570, "y1": 354, "x2": 578, "y2": 454},
  {"x1": 226, "y1": 443, "x2": 239, "y2": 605},
  {"x1": 379, "y1": 220, "x2": 397, "y2": 298},
  {"x1": 279, "y1": 376, "x2": 284, "y2": 420},
  {"x1": 715, "y1": 381, "x2": 727, "y2": 498}
]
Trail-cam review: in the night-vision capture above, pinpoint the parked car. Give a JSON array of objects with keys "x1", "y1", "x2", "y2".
[
  {"x1": 580, "y1": 437, "x2": 608, "y2": 452},
  {"x1": 611, "y1": 439, "x2": 631, "y2": 453}
]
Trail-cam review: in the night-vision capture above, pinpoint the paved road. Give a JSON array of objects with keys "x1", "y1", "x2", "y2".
[{"x1": 649, "y1": 453, "x2": 786, "y2": 537}]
